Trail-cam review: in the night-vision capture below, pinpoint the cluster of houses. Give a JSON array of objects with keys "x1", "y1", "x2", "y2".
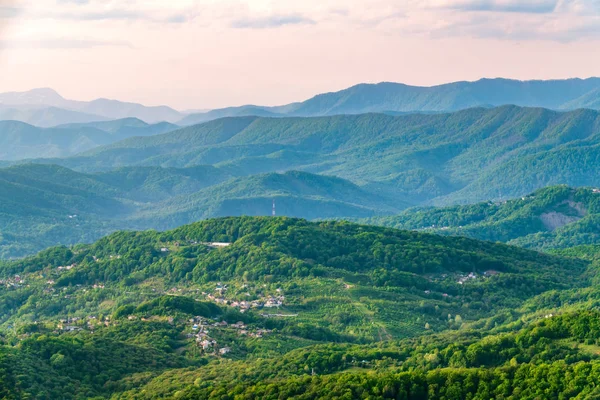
[
  {"x1": 203, "y1": 283, "x2": 285, "y2": 312},
  {"x1": 0, "y1": 275, "x2": 25, "y2": 288},
  {"x1": 456, "y1": 272, "x2": 478, "y2": 285},
  {"x1": 160, "y1": 242, "x2": 232, "y2": 253},
  {"x1": 57, "y1": 315, "x2": 110, "y2": 332},
  {"x1": 187, "y1": 316, "x2": 272, "y2": 355},
  {"x1": 57, "y1": 264, "x2": 76, "y2": 271}
]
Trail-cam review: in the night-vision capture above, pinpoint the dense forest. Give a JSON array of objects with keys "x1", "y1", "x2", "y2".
[
  {"x1": 0, "y1": 217, "x2": 599, "y2": 398},
  {"x1": 364, "y1": 185, "x2": 600, "y2": 250},
  {"x1": 0, "y1": 164, "x2": 404, "y2": 258},
  {"x1": 5, "y1": 106, "x2": 600, "y2": 258}
]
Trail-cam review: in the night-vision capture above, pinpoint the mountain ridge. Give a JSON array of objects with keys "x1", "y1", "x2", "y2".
[
  {"x1": 181, "y1": 77, "x2": 600, "y2": 125},
  {"x1": 0, "y1": 88, "x2": 184, "y2": 124},
  {"x1": 0, "y1": 119, "x2": 179, "y2": 160},
  {"x1": 36, "y1": 105, "x2": 600, "y2": 207}
]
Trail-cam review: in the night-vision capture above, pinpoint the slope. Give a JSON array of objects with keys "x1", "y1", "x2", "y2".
[
  {"x1": 0, "y1": 119, "x2": 178, "y2": 160},
  {"x1": 134, "y1": 170, "x2": 407, "y2": 228},
  {"x1": 0, "y1": 217, "x2": 593, "y2": 398},
  {"x1": 363, "y1": 185, "x2": 600, "y2": 250},
  {"x1": 0, "y1": 164, "x2": 405, "y2": 258},
  {"x1": 50, "y1": 106, "x2": 600, "y2": 205}
]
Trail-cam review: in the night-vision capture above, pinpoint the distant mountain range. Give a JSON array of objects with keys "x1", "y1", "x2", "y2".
[
  {"x1": 0, "y1": 88, "x2": 184, "y2": 126},
  {"x1": 3, "y1": 79, "x2": 600, "y2": 257},
  {"x1": 0, "y1": 118, "x2": 178, "y2": 160},
  {"x1": 180, "y1": 77, "x2": 600, "y2": 125},
  {"x1": 32, "y1": 106, "x2": 600, "y2": 206},
  {"x1": 2, "y1": 78, "x2": 600, "y2": 127}
]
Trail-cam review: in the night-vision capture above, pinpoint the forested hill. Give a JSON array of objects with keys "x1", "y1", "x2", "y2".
[
  {"x1": 0, "y1": 164, "x2": 404, "y2": 258},
  {"x1": 42, "y1": 106, "x2": 600, "y2": 207},
  {"x1": 180, "y1": 77, "x2": 600, "y2": 125},
  {"x1": 363, "y1": 185, "x2": 600, "y2": 250},
  {"x1": 0, "y1": 118, "x2": 178, "y2": 160},
  {"x1": 0, "y1": 216, "x2": 598, "y2": 398}
]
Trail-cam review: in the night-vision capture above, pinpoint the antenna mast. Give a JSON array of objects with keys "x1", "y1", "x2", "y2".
[{"x1": 272, "y1": 199, "x2": 276, "y2": 217}]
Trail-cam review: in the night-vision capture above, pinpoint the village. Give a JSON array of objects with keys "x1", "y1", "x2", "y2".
[
  {"x1": 202, "y1": 282, "x2": 285, "y2": 313},
  {"x1": 186, "y1": 315, "x2": 273, "y2": 355},
  {"x1": 0, "y1": 246, "x2": 288, "y2": 353}
]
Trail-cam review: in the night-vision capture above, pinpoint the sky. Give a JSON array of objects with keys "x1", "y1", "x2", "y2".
[{"x1": 0, "y1": 0, "x2": 599, "y2": 110}]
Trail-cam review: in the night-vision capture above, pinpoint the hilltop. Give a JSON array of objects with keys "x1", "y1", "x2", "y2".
[
  {"x1": 4, "y1": 78, "x2": 600, "y2": 127},
  {"x1": 0, "y1": 165, "x2": 403, "y2": 258},
  {"x1": 363, "y1": 185, "x2": 600, "y2": 250},
  {"x1": 180, "y1": 77, "x2": 600, "y2": 125}
]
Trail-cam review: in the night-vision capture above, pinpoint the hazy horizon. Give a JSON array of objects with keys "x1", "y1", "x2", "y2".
[
  {"x1": 1, "y1": 0, "x2": 600, "y2": 109},
  {"x1": 4, "y1": 75, "x2": 600, "y2": 112}
]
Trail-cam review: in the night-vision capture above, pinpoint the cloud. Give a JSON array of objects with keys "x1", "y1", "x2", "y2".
[
  {"x1": 429, "y1": 0, "x2": 559, "y2": 13},
  {"x1": 0, "y1": 37, "x2": 133, "y2": 49},
  {"x1": 3, "y1": 0, "x2": 600, "y2": 46},
  {"x1": 425, "y1": 7, "x2": 600, "y2": 42},
  {"x1": 0, "y1": 1, "x2": 20, "y2": 52},
  {"x1": 56, "y1": 9, "x2": 196, "y2": 24},
  {"x1": 0, "y1": 6, "x2": 19, "y2": 18},
  {"x1": 57, "y1": 0, "x2": 90, "y2": 4},
  {"x1": 2, "y1": 1, "x2": 198, "y2": 24},
  {"x1": 231, "y1": 13, "x2": 316, "y2": 29}
]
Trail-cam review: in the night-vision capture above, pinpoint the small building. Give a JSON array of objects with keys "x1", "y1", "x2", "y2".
[
  {"x1": 209, "y1": 242, "x2": 231, "y2": 248},
  {"x1": 219, "y1": 347, "x2": 231, "y2": 355}
]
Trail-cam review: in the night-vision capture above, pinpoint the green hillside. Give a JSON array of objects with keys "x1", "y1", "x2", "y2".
[
  {"x1": 0, "y1": 165, "x2": 403, "y2": 258},
  {"x1": 44, "y1": 106, "x2": 600, "y2": 206},
  {"x1": 0, "y1": 119, "x2": 178, "y2": 160},
  {"x1": 0, "y1": 217, "x2": 597, "y2": 398},
  {"x1": 135, "y1": 171, "x2": 406, "y2": 227},
  {"x1": 363, "y1": 186, "x2": 600, "y2": 250}
]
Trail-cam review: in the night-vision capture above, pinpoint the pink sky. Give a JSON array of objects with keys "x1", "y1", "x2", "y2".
[{"x1": 1, "y1": 0, "x2": 599, "y2": 110}]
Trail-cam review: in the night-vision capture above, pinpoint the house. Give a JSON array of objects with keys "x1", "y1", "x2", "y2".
[
  {"x1": 264, "y1": 298, "x2": 282, "y2": 308},
  {"x1": 64, "y1": 326, "x2": 82, "y2": 332},
  {"x1": 219, "y1": 347, "x2": 231, "y2": 355},
  {"x1": 209, "y1": 242, "x2": 231, "y2": 248},
  {"x1": 200, "y1": 339, "x2": 216, "y2": 350},
  {"x1": 161, "y1": 248, "x2": 169, "y2": 253}
]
